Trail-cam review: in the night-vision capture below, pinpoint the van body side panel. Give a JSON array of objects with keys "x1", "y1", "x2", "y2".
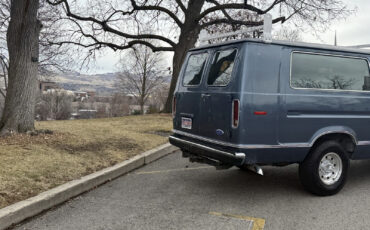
[
  {"x1": 352, "y1": 145, "x2": 370, "y2": 159},
  {"x1": 240, "y1": 43, "x2": 281, "y2": 145},
  {"x1": 243, "y1": 148, "x2": 309, "y2": 164},
  {"x1": 279, "y1": 48, "x2": 370, "y2": 159},
  {"x1": 238, "y1": 43, "x2": 309, "y2": 164}
]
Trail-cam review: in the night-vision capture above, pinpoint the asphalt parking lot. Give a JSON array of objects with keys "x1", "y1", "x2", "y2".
[{"x1": 13, "y1": 150, "x2": 370, "y2": 230}]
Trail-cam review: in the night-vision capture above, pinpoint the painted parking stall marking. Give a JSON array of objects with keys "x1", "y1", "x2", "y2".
[{"x1": 209, "y1": 211, "x2": 265, "y2": 230}]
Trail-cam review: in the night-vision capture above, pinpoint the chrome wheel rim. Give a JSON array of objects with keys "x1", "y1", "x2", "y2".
[{"x1": 318, "y1": 152, "x2": 343, "y2": 185}]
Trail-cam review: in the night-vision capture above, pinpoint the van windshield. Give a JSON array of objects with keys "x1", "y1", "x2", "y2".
[
  {"x1": 208, "y1": 49, "x2": 237, "y2": 86},
  {"x1": 182, "y1": 53, "x2": 208, "y2": 86}
]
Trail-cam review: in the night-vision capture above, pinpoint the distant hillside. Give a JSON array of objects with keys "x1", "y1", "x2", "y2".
[
  {"x1": 40, "y1": 71, "x2": 172, "y2": 96},
  {"x1": 41, "y1": 71, "x2": 118, "y2": 95}
]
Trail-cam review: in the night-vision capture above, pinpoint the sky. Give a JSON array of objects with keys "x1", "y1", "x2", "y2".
[
  {"x1": 88, "y1": 0, "x2": 370, "y2": 74},
  {"x1": 304, "y1": 0, "x2": 370, "y2": 46}
]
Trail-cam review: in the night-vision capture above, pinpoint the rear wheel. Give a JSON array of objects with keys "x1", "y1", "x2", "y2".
[{"x1": 299, "y1": 140, "x2": 349, "y2": 196}]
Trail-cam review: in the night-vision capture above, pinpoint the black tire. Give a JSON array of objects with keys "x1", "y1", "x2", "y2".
[{"x1": 299, "y1": 140, "x2": 350, "y2": 196}]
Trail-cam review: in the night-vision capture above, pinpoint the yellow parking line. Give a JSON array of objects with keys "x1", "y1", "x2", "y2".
[
  {"x1": 209, "y1": 211, "x2": 265, "y2": 230},
  {"x1": 135, "y1": 166, "x2": 213, "y2": 175}
]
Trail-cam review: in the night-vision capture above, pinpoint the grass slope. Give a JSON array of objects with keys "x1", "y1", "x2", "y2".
[{"x1": 0, "y1": 114, "x2": 172, "y2": 209}]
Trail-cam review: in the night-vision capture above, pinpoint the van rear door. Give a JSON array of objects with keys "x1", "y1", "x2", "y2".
[
  {"x1": 174, "y1": 51, "x2": 209, "y2": 136},
  {"x1": 198, "y1": 47, "x2": 240, "y2": 142}
]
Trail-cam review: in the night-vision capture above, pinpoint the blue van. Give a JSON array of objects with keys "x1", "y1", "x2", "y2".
[{"x1": 169, "y1": 38, "x2": 370, "y2": 196}]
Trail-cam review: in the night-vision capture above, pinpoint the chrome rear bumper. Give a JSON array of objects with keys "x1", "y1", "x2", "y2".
[{"x1": 169, "y1": 135, "x2": 246, "y2": 166}]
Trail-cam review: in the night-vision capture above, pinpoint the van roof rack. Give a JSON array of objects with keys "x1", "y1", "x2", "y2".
[
  {"x1": 192, "y1": 38, "x2": 370, "y2": 56},
  {"x1": 198, "y1": 14, "x2": 273, "y2": 45},
  {"x1": 196, "y1": 14, "x2": 370, "y2": 55}
]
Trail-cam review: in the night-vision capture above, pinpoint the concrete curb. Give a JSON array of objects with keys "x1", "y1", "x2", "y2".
[{"x1": 0, "y1": 143, "x2": 178, "y2": 230}]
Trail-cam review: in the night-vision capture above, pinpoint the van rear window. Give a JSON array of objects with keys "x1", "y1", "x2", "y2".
[
  {"x1": 182, "y1": 53, "x2": 208, "y2": 86},
  {"x1": 208, "y1": 49, "x2": 237, "y2": 86},
  {"x1": 291, "y1": 52, "x2": 370, "y2": 91}
]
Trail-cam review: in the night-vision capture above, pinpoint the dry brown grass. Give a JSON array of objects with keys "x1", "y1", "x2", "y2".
[{"x1": 0, "y1": 114, "x2": 172, "y2": 209}]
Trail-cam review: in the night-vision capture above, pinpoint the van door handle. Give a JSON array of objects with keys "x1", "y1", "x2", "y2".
[{"x1": 201, "y1": 93, "x2": 211, "y2": 97}]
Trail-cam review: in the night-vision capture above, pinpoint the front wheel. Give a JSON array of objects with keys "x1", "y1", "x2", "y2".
[{"x1": 299, "y1": 141, "x2": 349, "y2": 196}]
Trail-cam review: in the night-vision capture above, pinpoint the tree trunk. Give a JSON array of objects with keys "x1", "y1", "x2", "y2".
[
  {"x1": 163, "y1": 39, "x2": 197, "y2": 113},
  {"x1": 141, "y1": 63, "x2": 147, "y2": 115},
  {"x1": 0, "y1": 0, "x2": 41, "y2": 135},
  {"x1": 163, "y1": 0, "x2": 205, "y2": 113},
  {"x1": 140, "y1": 99, "x2": 144, "y2": 115}
]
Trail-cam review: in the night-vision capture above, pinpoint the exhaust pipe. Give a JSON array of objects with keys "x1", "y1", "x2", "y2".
[
  {"x1": 246, "y1": 164, "x2": 264, "y2": 176},
  {"x1": 235, "y1": 152, "x2": 263, "y2": 175},
  {"x1": 234, "y1": 152, "x2": 246, "y2": 165}
]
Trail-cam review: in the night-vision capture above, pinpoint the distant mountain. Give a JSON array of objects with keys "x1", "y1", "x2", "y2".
[
  {"x1": 41, "y1": 71, "x2": 118, "y2": 96},
  {"x1": 39, "y1": 71, "x2": 172, "y2": 96}
]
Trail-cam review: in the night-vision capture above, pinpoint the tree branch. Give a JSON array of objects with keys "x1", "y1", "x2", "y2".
[
  {"x1": 198, "y1": 3, "x2": 263, "y2": 22},
  {"x1": 174, "y1": 0, "x2": 186, "y2": 13},
  {"x1": 199, "y1": 1, "x2": 284, "y2": 22},
  {"x1": 206, "y1": 0, "x2": 234, "y2": 22},
  {"x1": 48, "y1": 18, "x2": 173, "y2": 53},
  {"x1": 46, "y1": 0, "x2": 177, "y2": 48},
  {"x1": 200, "y1": 16, "x2": 286, "y2": 29},
  {"x1": 50, "y1": 39, "x2": 174, "y2": 52},
  {"x1": 130, "y1": 0, "x2": 183, "y2": 27}
]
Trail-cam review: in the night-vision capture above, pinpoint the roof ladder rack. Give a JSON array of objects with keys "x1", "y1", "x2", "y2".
[{"x1": 199, "y1": 14, "x2": 273, "y2": 44}]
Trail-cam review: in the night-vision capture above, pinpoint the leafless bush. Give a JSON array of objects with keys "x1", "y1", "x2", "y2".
[
  {"x1": 109, "y1": 93, "x2": 130, "y2": 117},
  {"x1": 96, "y1": 104, "x2": 109, "y2": 118},
  {"x1": 36, "y1": 90, "x2": 73, "y2": 120},
  {"x1": 147, "y1": 83, "x2": 169, "y2": 112}
]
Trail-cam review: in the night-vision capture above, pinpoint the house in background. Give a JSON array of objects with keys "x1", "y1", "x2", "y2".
[
  {"x1": 74, "y1": 91, "x2": 96, "y2": 102},
  {"x1": 39, "y1": 81, "x2": 59, "y2": 92},
  {"x1": 86, "y1": 91, "x2": 96, "y2": 99},
  {"x1": 72, "y1": 109, "x2": 97, "y2": 119}
]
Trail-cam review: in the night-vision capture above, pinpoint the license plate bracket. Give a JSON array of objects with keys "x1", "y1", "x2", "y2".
[{"x1": 181, "y1": 117, "x2": 192, "y2": 130}]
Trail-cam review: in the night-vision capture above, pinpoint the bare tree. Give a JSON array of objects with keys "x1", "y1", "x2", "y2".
[
  {"x1": 0, "y1": 0, "x2": 74, "y2": 73},
  {"x1": 201, "y1": 1, "x2": 265, "y2": 43},
  {"x1": 273, "y1": 26, "x2": 302, "y2": 42},
  {"x1": 328, "y1": 76, "x2": 355, "y2": 90},
  {"x1": 292, "y1": 76, "x2": 356, "y2": 90},
  {"x1": 116, "y1": 45, "x2": 167, "y2": 115},
  {"x1": 46, "y1": 0, "x2": 352, "y2": 112},
  {"x1": 0, "y1": 54, "x2": 7, "y2": 99},
  {"x1": 292, "y1": 78, "x2": 323, "y2": 89},
  {"x1": 0, "y1": 55, "x2": 6, "y2": 116},
  {"x1": 0, "y1": 0, "x2": 42, "y2": 135},
  {"x1": 36, "y1": 90, "x2": 73, "y2": 120},
  {"x1": 0, "y1": 0, "x2": 9, "y2": 102},
  {"x1": 148, "y1": 83, "x2": 169, "y2": 112},
  {"x1": 0, "y1": 0, "x2": 78, "y2": 133},
  {"x1": 96, "y1": 103, "x2": 108, "y2": 118},
  {"x1": 109, "y1": 93, "x2": 129, "y2": 117}
]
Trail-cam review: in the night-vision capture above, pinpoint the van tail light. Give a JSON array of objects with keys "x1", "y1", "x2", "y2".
[
  {"x1": 172, "y1": 96, "x2": 176, "y2": 118},
  {"x1": 232, "y1": 99, "x2": 240, "y2": 128}
]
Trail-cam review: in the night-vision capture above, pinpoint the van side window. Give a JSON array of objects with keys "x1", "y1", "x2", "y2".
[
  {"x1": 208, "y1": 49, "x2": 237, "y2": 86},
  {"x1": 182, "y1": 53, "x2": 209, "y2": 86},
  {"x1": 291, "y1": 52, "x2": 370, "y2": 91}
]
